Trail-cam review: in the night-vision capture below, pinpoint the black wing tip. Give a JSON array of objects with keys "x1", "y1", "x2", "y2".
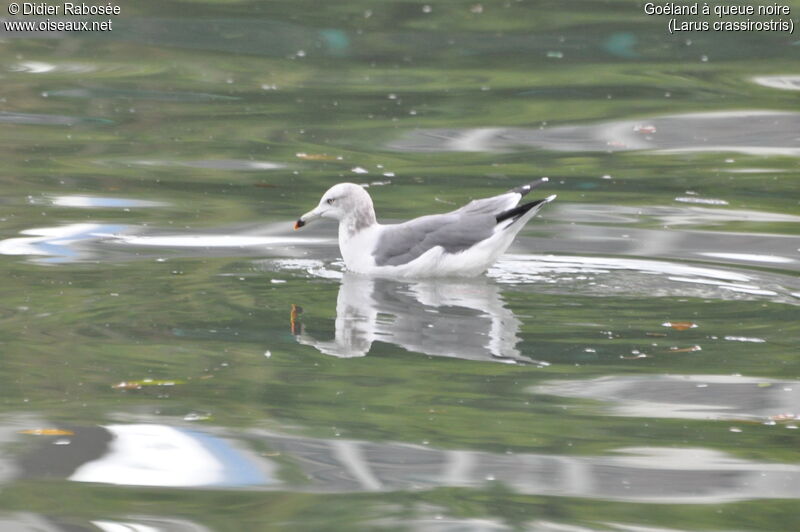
[
  {"x1": 496, "y1": 198, "x2": 550, "y2": 224},
  {"x1": 509, "y1": 177, "x2": 549, "y2": 197}
]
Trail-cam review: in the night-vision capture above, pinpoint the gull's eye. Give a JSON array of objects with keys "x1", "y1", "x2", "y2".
[{"x1": 326, "y1": 198, "x2": 335, "y2": 205}]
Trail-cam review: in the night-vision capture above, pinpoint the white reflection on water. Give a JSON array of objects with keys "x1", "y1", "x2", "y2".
[
  {"x1": 91, "y1": 516, "x2": 212, "y2": 532},
  {"x1": 674, "y1": 197, "x2": 729, "y2": 206},
  {"x1": 0, "y1": 223, "x2": 330, "y2": 262},
  {"x1": 550, "y1": 203, "x2": 800, "y2": 226},
  {"x1": 70, "y1": 424, "x2": 272, "y2": 487},
  {"x1": 9, "y1": 61, "x2": 57, "y2": 73},
  {"x1": 117, "y1": 234, "x2": 324, "y2": 248},
  {"x1": 492, "y1": 254, "x2": 752, "y2": 283},
  {"x1": 388, "y1": 110, "x2": 800, "y2": 155},
  {"x1": 131, "y1": 159, "x2": 285, "y2": 171},
  {"x1": 0, "y1": 111, "x2": 101, "y2": 126},
  {"x1": 701, "y1": 252, "x2": 794, "y2": 264},
  {"x1": 7, "y1": 419, "x2": 800, "y2": 502},
  {"x1": 289, "y1": 272, "x2": 540, "y2": 364},
  {"x1": 48, "y1": 195, "x2": 167, "y2": 208},
  {"x1": 489, "y1": 254, "x2": 800, "y2": 303},
  {"x1": 752, "y1": 75, "x2": 800, "y2": 91},
  {"x1": 0, "y1": 223, "x2": 128, "y2": 263},
  {"x1": 533, "y1": 374, "x2": 800, "y2": 421}
]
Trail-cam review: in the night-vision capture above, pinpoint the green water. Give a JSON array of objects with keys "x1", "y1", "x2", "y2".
[{"x1": 1, "y1": 1, "x2": 800, "y2": 530}]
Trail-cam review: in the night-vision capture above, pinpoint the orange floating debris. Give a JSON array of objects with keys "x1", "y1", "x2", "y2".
[
  {"x1": 291, "y1": 304, "x2": 303, "y2": 335},
  {"x1": 662, "y1": 321, "x2": 698, "y2": 331},
  {"x1": 19, "y1": 429, "x2": 75, "y2": 436}
]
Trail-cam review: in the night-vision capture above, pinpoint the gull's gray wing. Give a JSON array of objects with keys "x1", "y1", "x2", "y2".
[
  {"x1": 372, "y1": 179, "x2": 552, "y2": 268},
  {"x1": 373, "y1": 212, "x2": 497, "y2": 267}
]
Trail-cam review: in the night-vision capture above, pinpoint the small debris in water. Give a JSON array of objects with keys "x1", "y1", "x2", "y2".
[
  {"x1": 112, "y1": 379, "x2": 184, "y2": 390},
  {"x1": 668, "y1": 345, "x2": 702, "y2": 353},
  {"x1": 53, "y1": 438, "x2": 71, "y2": 445},
  {"x1": 729, "y1": 427, "x2": 742, "y2": 432},
  {"x1": 621, "y1": 352, "x2": 647, "y2": 360},
  {"x1": 434, "y1": 197, "x2": 456, "y2": 205},
  {"x1": 546, "y1": 51, "x2": 564, "y2": 59},
  {"x1": 662, "y1": 321, "x2": 698, "y2": 330},
  {"x1": 264, "y1": 350, "x2": 272, "y2": 358},
  {"x1": 634, "y1": 124, "x2": 657, "y2": 134},
  {"x1": 296, "y1": 153, "x2": 338, "y2": 161},
  {"x1": 351, "y1": 167, "x2": 368, "y2": 174}
]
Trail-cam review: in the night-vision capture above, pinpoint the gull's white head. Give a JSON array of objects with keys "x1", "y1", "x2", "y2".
[{"x1": 295, "y1": 183, "x2": 376, "y2": 232}]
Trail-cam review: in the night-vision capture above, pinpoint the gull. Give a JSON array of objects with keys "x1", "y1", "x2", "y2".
[{"x1": 294, "y1": 178, "x2": 555, "y2": 277}]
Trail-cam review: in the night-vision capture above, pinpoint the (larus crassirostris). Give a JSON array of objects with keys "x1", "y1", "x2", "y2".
[{"x1": 294, "y1": 178, "x2": 555, "y2": 277}]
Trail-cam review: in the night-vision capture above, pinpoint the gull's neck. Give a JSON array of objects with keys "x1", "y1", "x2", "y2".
[{"x1": 339, "y1": 201, "x2": 377, "y2": 240}]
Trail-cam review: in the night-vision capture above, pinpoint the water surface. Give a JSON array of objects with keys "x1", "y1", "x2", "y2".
[{"x1": 1, "y1": 1, "x2": 799, "y2": 530}]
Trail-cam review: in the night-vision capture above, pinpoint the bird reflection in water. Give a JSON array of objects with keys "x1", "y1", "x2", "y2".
[{"x1": 291, "y1": 273, "x2": 548, "y2": 366}]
